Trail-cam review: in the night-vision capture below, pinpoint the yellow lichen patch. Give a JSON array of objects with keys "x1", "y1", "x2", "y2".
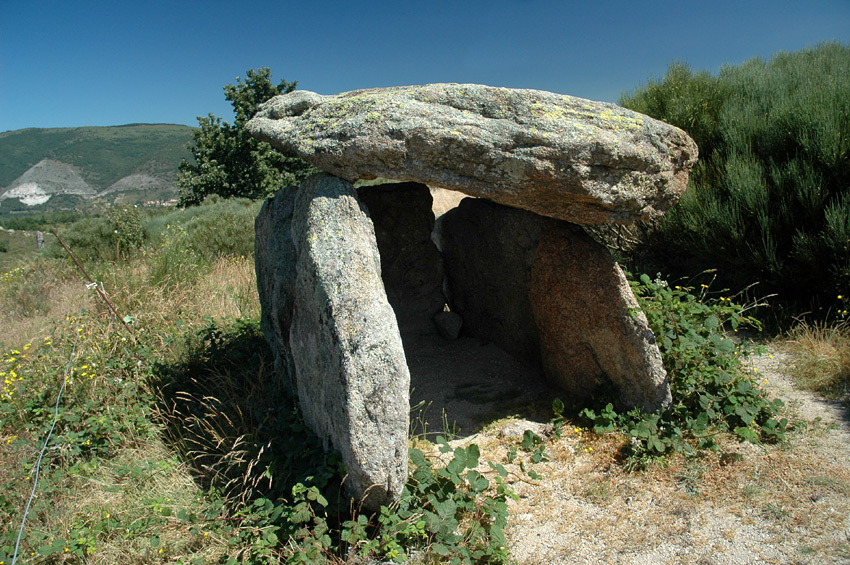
[
  {"x1": 598, "y1": 108, "x2": 644, "y2": 131},
  {"x1": 530, "y1": 101, "x2": 606, "y2": 126},
  {"x1": 528, "y1": 98, "x2": 644, "y2": 132}
]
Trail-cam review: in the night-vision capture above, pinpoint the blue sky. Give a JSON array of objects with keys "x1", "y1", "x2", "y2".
[{"x1": 2, "y1": 0, "x2": 848, "y2": 132}]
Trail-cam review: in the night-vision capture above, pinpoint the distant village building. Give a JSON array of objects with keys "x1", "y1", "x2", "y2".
[{"x1": 143, "y1": 198, "x2": 179, "y2": 207}]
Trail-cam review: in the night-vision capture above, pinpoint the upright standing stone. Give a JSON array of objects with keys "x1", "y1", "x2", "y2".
[
  {"x1": 289, "y1": 173, "x2": 409, "y2": 511},
  {"x1": 440, "y1": 198, "x2": 670, "y2": 411},
  {"x1": 254, "y1": 187, "x2": 298, "y2": 395},
  {"x1": 529, "y1": 223, "x2": 671, "y2": 410}
]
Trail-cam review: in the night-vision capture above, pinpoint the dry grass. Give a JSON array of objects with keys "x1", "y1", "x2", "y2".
[
  {"x1": 1, "y1": 252, "x2": 261, "y2": 562},
  {"x1": 443, "y1": 347, "x2": 850, "y2": 564},
  {"x1": 0, "y1": 259, "x2": 80, "y2": 348},
  {"x1": 195, "y1": 255, "x2": 261, "y2": 320},
  {"x1": 783, "y1": 321, "x2": 850, "y2": 403},
  {"x1": 463, "y1": 415, "x2": 850, "y2": 564},
  {"x1": 6, "y1": 243, "x2": 850, "y2": 563},
  {"x1": 1, "y1": 253, "x2": 259, "y2": 351},
  {"x1": 59, "y1": 440, "x2": 225, "y2": 564}
]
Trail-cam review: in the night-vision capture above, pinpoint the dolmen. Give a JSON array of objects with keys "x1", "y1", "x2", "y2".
[{"x1": 248, "y1": 83, "x2": 698, "y2": 510}]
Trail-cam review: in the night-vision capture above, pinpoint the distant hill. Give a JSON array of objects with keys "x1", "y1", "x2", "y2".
[{"x1": 0, "y1": 124, "x2": 194, "y2": 213}]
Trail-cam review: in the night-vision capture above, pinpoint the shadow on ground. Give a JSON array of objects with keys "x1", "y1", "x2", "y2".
[
  {"x1": 403, "y1": 330, "x2": 558, "y2": 439},
  {"x1": 149, "y1": 318, "x2": 559, "y2": 505},
  {"x1": 149, "y1": 320, "x2": 338, "y2": 504}
]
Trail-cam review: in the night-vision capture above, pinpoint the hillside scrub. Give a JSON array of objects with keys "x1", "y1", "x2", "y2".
[
  {"x1": 620, "y1": 42, "x2": 850, "y2": 315},
  {"x1": 0, "y1": 211, "x2": 85, "y2": 232},
  {"x1": 42, "y1": 198, "x2": 258, "y2": 274},
  {"x1": 0, "y1": 125, "x2": 193, "y2": 190}
]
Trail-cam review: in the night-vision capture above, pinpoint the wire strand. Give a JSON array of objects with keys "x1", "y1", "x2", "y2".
[{"x1": 11, "y1": 284, "x2": 91, "y2": 565}]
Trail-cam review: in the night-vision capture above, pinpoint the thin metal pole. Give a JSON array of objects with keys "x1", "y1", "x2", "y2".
[{"x1": 50, "y1": 229, "x2": 135, "y2": 339}]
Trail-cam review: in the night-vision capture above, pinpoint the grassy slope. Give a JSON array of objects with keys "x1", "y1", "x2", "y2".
[
  {"x1": 0, "y1": 229, "x2": 45, "y2": 272},
  {"x1": 0, "y1": 124, "x2": 194, "y2": 190}
]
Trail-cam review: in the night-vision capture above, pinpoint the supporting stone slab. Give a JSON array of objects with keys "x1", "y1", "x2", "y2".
[
  {"x1": 440, "y1": 198, "x2": 670, "y2": 412},
  {"x1": 529, "y1": 221, "x2": 672, "y2": 411},
  {"x1": 255, "y1": 186, "x2": 298, "y2": 395},
  {"x1": 258, "y1": 173, "x2": 410, "y2": 511}
]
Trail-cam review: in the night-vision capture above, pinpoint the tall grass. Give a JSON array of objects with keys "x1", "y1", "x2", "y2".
[
  {"x1": 784, "y1": 322, "x2": 850, "y2": 403},
  {"x1": 0, "y1": 210, "x2": 267, "y2": 562}
]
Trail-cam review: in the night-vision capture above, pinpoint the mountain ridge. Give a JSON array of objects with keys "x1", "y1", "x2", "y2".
[{"x1": 0, "y1": 124, "x2": 195, "y2": 212}]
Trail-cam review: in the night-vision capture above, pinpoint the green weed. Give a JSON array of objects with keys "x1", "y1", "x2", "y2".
[{"x1": 575, "y1": 274, "x2": 788, "y2": 468}]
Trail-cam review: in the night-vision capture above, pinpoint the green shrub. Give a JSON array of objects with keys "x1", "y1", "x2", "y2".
[
  {"x1": 0, "y1": 235, "x2": 8, "y2": 253},
  {"x1": 182, "y1": 197, "x2": 258, "y2": 262},
  {"x1": 621, "y1": 42, "x2": 850, "y2": 312},
  {"x1": 577, "y1": 275, "x2": 787, "y2": 468},
  {"x1": 47, "y1": 215, "x2": 116, "y2": 263},
  {"x1": 106, "y1": 206, "x2": 145, "y2": 257},
  {"x1": 0, "y1": 210, "x2": 85, "y2": 231},
  {"x1": 147, "y1": 223, "x2": 204, "y2": 287},
  {"x1": 144, "y1": 197, "x2": 259, "y2": 264},
  {"x1": 47, "y1": 207, "x2": 147, "y2": 264}
]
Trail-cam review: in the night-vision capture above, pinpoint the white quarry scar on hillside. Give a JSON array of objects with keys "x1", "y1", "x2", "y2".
[{"x1": 2, "y1": 183, "x2": 51, "y2": 205}]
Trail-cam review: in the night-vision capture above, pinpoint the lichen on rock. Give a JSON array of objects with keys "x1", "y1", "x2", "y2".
[{"x1": 247, "y1": 83, "x2": 697, "y2": 224}]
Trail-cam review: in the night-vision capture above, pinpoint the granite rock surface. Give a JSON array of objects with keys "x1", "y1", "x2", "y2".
[
  {"x1": 247, "y1": 83, "x2": 697, "y2": 224},
  {"x1": 284, "y1": 173, "x2": 410, "y2": 510}
]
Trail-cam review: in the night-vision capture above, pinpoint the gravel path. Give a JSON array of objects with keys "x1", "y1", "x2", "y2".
[{"x1": 459, "y1": 348, "x2": 850, "y2": 564}]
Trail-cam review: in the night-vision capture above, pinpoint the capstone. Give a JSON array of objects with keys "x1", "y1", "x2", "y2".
[{"x1": 247, "y1": 83, "x2": 697, "y2": 224}]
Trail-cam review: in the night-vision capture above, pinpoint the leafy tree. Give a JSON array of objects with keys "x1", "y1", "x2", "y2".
[{"x1": 177, "y1": 68, "x2": 316, "y2": 206}]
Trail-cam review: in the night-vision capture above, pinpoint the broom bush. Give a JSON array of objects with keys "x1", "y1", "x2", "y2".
[{"x1": 621, "y1": 42, "x2": 850, "y2": 314}]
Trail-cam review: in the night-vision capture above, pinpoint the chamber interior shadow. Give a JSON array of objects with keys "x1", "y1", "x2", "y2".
[
  {"x1": 402, "y1": 330, "x2": 555, "y2": 439},
  {"x1": 359, "y1": 182, "x2": 555, "y2": 440}
]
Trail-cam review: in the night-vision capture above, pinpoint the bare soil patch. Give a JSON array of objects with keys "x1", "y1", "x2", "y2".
[{"x1": 422, "y1": 345, "x2": 850, "y2": 564}]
